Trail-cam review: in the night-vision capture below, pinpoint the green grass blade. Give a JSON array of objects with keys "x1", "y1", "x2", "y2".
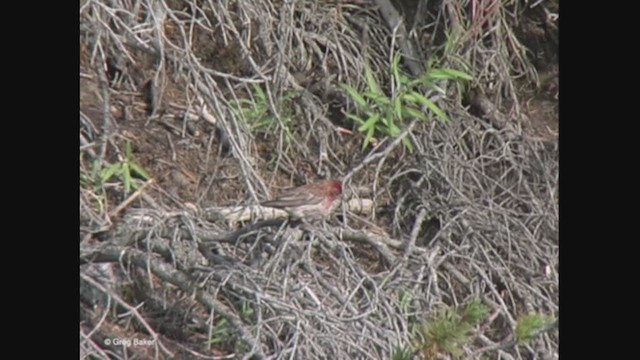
[
  {"x1": 428, "y1": 68, "x2": 473, "y2": 81},
  {"x1": 364, "y1": 91, "x2": 391, "y2": 105},
  {"x1": 364, "y1": 65, "x2": 381, "y2": 94},
  {"x1": 363, "y1": 126, "x2": 375, "y2": 150},
  {"x1": 125, "y1": 141, "x2": 133, "y2": 159},
  {"x1": 122, "y1": 163, "x2": 132, "y2": 192},
  {"x1": 402, "y1": 137, "x2": 414, "y2": 152},
  {"x1": 252, "y1": 83, "x2": 266, "y2": 102},
  {"x1": 392, "y1": 52, "x2": 402, "y2": 85},
  {"x1": 388, "y1": 120, "x2": 401, "y2": 136},
  {"x1": 101, "y1": 163, "x2": 122, "y2": 182},
  {"x1": 403, "y1": 107, "x2": 428, "y2": 121},
  {"x1": 345, "y1": 112, "x2": 365, "y2": 125},
  {"x1": 423, "y1": 98, "x2": 449, "y2": 122},
  {"x1": 394, "y1": 96, "x2": 403, "y2": 120},
  {"x1": 129, "y1": 163, "x2": 150, "y2": 180},
  {"x1": 341, "y1": 84, "x2": 368, "y2": 108},
  {"x1": 358, "y1": 114, "x2": 380, "y2": 132}
]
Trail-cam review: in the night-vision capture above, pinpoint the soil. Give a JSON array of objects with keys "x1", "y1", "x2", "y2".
[
  {"x1": 80, "y1": 56, "x2": 557, "y2": 213},
  {"x1": 80, "y1": 1, "x2": 559, "y2": 357}
]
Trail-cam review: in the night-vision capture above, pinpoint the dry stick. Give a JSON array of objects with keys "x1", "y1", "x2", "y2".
[
  {"x1": 96, "y1": 62, "x2": 112, "y2": 168},
  {"x1": 473, "y1": 317, "x2": 559, "y2": 357},
  {"x1": 80, "y1": 283, "x2": 117, "y2": 356},
  {"x1": 344, "y1": 120, "x2": 417, "y2": 184},
  {"x1": 81, "y1": 288, "x2": 112, "y2": 341},
  {"x1": 468, "y1": 261, "x2": 517, "y2": 326},
  {"x1": 80, "y1": 244, "x2": 267, "y2": 359},
  {"x1": 197, "y1": 218, "x2": 287, "y2": 243},
  {"x1": 171, "y1": 341, "x2": 227, "y2": 360},
  {"x1": 338, "y1": 229, "x2": 397, "y2": 266},
  {"x1": 80, "y1": 272, "x2": 174, "y2": 358},
  {"x1": 193, "y1": 76, "x2": 269, "y2": 204},
  {"x1": 116, "y1": 38, "x2": 268, "y2": 204},
  {"x1": 442, "y1": 262, "x2": 472, "y2": 290},
  {"x1": 374, "y1": 0, "x2": 423, "y2": 76},
  {"x1": 400, "y1": 207, "x2": 428, "y2": 262},
  {"x1": 79, "y1": 329, "x2": 112, "y2": 360},
  {"x1": 83, "y1": 3, "x2": 557, "y2": 357},
  {"x1": 108, "y1": 179, "x2": 155, "y2": 218},
  {"x1": 300, "y1": 261, "x2": 356, "y2": 314}
]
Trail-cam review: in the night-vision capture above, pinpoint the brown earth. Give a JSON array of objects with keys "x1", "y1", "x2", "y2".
[{"x1": 80, "y1": 0, "x2": 558, "y2": 358}]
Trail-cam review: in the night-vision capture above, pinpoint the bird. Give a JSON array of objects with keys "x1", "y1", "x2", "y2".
[{"x1": 260, "y1": 180, "x2": 343, "y2": 220}]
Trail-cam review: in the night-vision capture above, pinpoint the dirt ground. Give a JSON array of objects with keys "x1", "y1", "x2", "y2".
[
  {"x1": 79, "y1": 63, "x2": 557, "y2": 211},
  {"x1": 80, "y1": 0, "x2": 558, "y2": 358}
]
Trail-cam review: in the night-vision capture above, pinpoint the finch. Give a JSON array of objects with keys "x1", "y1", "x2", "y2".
[{"x1": 261, "y1": 180, "x2": 343, "y2": 220}]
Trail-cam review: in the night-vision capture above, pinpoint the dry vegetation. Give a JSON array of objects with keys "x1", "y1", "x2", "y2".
[{"x1": 80, "y1": 0, "x2": 558, "y2": 359}]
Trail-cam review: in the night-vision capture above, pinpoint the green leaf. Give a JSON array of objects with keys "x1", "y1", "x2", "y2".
[
  {"x1": 364, "y1": 65, "x2": 381, "y2": 94},
  {"x1": 122, "y1": 163, "x2": 132, "y2": 192},
  {"x1": 447, "y1": 69, "x2": 473, "y2": 80},
  {"x1": 403, "y1": 107, "x2": 428, "y2": 121},
  {"x1": 391, "y1": 345, "x2": 413, "y2": 360},
  {"x1": 428, "y1": 68, "x2": 473, "y2": 81},
  {"x1": 101, "y1": 163, "x2": 122, "y2": 182},
  {"x1": 379, "y1": 114, "x2": 388, "y2": 127},
  {"x1": 394, "y1": 96, "x2": 403, "y2": 120},
  {"x1": 462, "y1": 299, "x2": 490, "y2": 325},
  {"x1": 364, "y1": 91, "x2": 390, "y2": 106},
  {"x1": 399, "y1": 73, "x2": 411, "y2": 86},
  {"x1": 358, "y1": 114, "x2": 380, "y2": 132},
  {"x1": 387, "y1": 120, "x2": 401, "y2": 136},
  {"x1": 210, "y1": 319, "x2": 228, "y2": 345},
  {"x1": 423, "y1": 98, "x2": 450, "y2": 122},
  {"x1": 345, "y1": 112, "x2": 365, "y2": 125},
  {"x1": 125, "y1": 141, "x2": 133, "y2": 160},
  {"x1": 516, "y1": 314, "x2": 555, "y2": 343},
  {"x1": 129, "y1": 163, "x2": 150, "y2": 180},
  {"x1": 252, "y1": 83, "x2": 266, "y2": 102},
  {"x1": 402, "y1": 137, "x2": 414, "y2": 152},
  {"x1": 399, "y1": 291, "x2": 412, "y2": 314},
  {"x1": 235, "y1": 99, "x2": 253, "y2": 106},
  {"x1": 341, "y1": 84, "x2": 368, "y2": 108},
  {"x1": 392, "y1": 52, "x2": 402, "y2": 85},
  {"x1": 363, "y1": 126, "x2": 375, "y2": 150},
  {"x1": 403, "y1": 91, "x2": 429, "y2": 106}
]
